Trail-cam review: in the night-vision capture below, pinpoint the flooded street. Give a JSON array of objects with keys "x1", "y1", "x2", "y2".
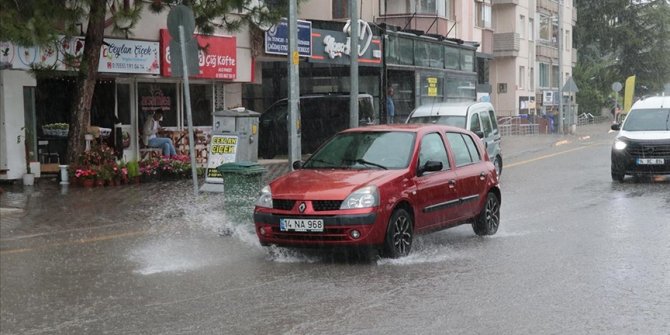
[{"x1": 2, "y1": 127, "x2": 669, "y2": 334}]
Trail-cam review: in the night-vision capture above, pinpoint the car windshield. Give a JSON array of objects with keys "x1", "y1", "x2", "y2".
[
  {"x1": 408, "y1": 115, "x2": 466, "y2": 128},
  {"x1": 622, "y1": 108, "x2": 670, "y2": 131},
  {"x1": 302, "y1": 131, "x2": 416, "y2": 170}
]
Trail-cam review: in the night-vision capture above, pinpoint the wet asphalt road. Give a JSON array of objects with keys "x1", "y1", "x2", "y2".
[{"x1": 1, "y1": 125, "x2": 669, "y2": 334}]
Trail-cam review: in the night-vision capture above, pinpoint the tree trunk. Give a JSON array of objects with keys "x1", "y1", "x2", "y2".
[{"x1": 67, "y1": 0, "x2": 107, "y2": 164}]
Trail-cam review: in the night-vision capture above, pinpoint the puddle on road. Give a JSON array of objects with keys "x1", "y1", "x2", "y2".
[{"x1": 129, "y1": 238, "x2": 214, "y2": 275}]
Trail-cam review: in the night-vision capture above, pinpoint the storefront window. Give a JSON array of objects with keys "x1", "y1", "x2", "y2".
[
  {"x1": 420, "y1": 74, "x2": 444, "y2": 106},
  {"x1": 184, "y1": 84, "x2": 213, "y2": 127},
  {"x1": 445, "y1": 46, "x2": 460, "y2": 70},
  {"x1": 397, "y1": 37, "x2": 414, "y2": 65},
  {"x1": 415, "y1": 41, "x2": 431, "y2": 67},
  {"x1": 117, "y1": 83, "x2": 131, "y2": 125},
  {"x1": 138, "y1": 83, "x2": 178, "y2": 128},
  {"x1": 429, "y1": 43, "x2": 444, "y2": 68},
  {"x1": 446, "y1": 74, "x2": 476, "y2": 102}
]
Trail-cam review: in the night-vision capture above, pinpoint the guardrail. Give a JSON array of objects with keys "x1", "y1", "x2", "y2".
[
  {"x1": 498, "y1": 116, "x2": 539, "y2": 136},
  {"x1": 577, "y1": 113, "x2": 609, "y2": 126}
]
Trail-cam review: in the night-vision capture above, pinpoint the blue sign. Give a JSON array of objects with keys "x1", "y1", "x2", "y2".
[{"x1": 264, "y1": 19, "x2": 312, "y2": 57}]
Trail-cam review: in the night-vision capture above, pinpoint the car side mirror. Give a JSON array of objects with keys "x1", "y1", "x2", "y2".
[
  {"x1": 419, "y1": 160, "x2": 442, "y2": 175},
  {"x1": 474, "y1": 131, "x2": 485, "y2": 138},
  {"x1": 292, "y1": 160, "x2": 303, "y2": 170},
  {"x1": 610, "y1": 124, "x2": 621, "y2": 131}
]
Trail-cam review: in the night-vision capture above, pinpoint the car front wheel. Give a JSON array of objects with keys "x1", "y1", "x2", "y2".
[
  {"x1": 611, "y1": 167, "x2": 625, "y2": 182},
  {"x1": 383, "y1": 208, "x2": 413, "y2": 258},
  {"x1": 472, "y1": 192, "x2": 500, "y2": 236}
]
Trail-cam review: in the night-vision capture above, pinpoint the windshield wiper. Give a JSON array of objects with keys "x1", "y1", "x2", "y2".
[{"x1": 342, "y1": 158, "x2": 388, "y2": 170}]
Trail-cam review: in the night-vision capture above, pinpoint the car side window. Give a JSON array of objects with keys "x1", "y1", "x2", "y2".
[
  {"x1": 480, "y1": 111, "x2": 493, "y2": 136},
  {"x1": 418, "y1": 133, "x2": 450, "y2": 172},
  {"x1": 469, "y1": 114, "x2": 482, "y2": 133},
  {"x1": 462, "y1": 133, "x2": 481, "y2": 162},
  {"x1": 488, "y1": 110, "x2": 499, "y2": 134},
  {"x1": 446, "y1": 132, "x2": 475, "y2": 167}
]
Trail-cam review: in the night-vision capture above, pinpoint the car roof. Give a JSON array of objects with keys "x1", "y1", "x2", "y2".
[
  {"x1": 631, "y1": 96, "x2": 670, "y2": 110},
  {"x1": 410, "y1": 101, "x2": 494, "y2": 117},
  {"x1": 341, "y1": 123, "x2": 470, "y2": 135}
]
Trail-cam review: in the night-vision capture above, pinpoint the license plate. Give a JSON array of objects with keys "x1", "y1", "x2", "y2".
[
  {"x1": 637, "y1": 158, "x2": 665, "y2": 165},
  {"x1": 280, "y1": 218, "x2": 324, "y2": 232}
]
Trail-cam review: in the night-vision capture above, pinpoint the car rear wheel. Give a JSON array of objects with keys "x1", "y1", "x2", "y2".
[
  {"x1": 472, "y1": 192, "x2": 500, "y2": 236},
  {"x1": 383, "y1": 208, "x2": 413, "y2": 258}
]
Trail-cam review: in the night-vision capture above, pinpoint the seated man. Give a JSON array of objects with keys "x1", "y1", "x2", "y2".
[{"x1": 142, "y1": 109, "x2": 176, "y2": 157}]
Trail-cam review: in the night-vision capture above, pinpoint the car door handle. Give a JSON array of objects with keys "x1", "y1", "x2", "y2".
[
  {"x1": 448, "y1": 179, "x2": 456, "y2": 188},
  {"x1": 480, "y1": 172, "x2": 486, "y2": 181}
]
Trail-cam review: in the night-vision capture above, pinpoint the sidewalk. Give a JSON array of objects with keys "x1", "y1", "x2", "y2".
[{"x1": 0, "y1": 121, "x2": 614, "y2": 239}]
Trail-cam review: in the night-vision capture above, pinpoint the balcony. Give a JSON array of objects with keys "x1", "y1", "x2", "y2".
[
  {"x1": 537, "y1": 0, "x2": 558, "y2": 13},
  {"x1": 536, "y1": 43, "x2": 558, "y2": 61},
  {"x1": 492, "y1": 0, "x2": 519, "y2": 5},
  {"x1": 375, "y1": 15, "x2": 453, "y2": 37},
  {"x1": 493, "y1": 32, "x2": 520, "y2": 57}
]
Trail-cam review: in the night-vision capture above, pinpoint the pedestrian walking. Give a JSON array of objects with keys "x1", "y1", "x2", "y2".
[{"x1": 386, "y1": 86, "x2": 395, "y2": 124}]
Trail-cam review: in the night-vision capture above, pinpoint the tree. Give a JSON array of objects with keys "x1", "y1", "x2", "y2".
[
  {"x1": 0, "y1": 0, "x2": 290, "y2": 163},
  {"x1": 574, "y1": 0, "x2": 670, "y2": 114}
]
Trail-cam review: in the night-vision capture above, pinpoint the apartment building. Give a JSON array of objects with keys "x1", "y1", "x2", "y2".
[{"x1": 297, "y1": 0, "x2": 577, "y2": 118}]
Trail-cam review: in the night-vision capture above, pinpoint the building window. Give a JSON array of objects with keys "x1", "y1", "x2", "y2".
[
  {"x1": 333, "y1": 0, "x2": 348, "y2": 19},
  {"x1": 539, "y1": 15, "x2": 552, "y2": 42},
  {"x1": 519, "y1": 66, "x2": 525, "y2": 89},
  {"x1": 530, "y1": 67, "x2": 535, "y2": 90},
  {"x1": 565, "y1": 30, "x2": 571, "y2": 51},
  {"x1": 475, "y1": 0, "x2": 492, "y2": 29},
  {"x1": 444, "y1": 0, "x2": 455, "y2": 19},
  {"x1": 529, "y1": 18, "x2": 534, "y2": 41},
  {"x1": 445, "y1": 46, "x2": 460, "y2": 70},
  {"x1": 418, "y1": 0, "x2": 437, "y2": 14},
  {"x1": 539, "y1": 63, "x2": 550, "y2": 88},
  {"x1": 184, "y1": 84, "x2": 213, "y2": 127},
  {"x1": 520, "y1": 15, "x2": 525, "y2": 39},
  {"x1": 552, "y1": 65, "x2": 560, "y2": 88}
]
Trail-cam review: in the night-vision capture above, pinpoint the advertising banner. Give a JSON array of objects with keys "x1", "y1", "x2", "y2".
[
  {"x1": 160, "y1": 29, "x2": 237, "y2": 79},
  {"x1": 98, "y1": 38, "x2": 160, "y2": 74},
  {"x1": 205, "y1": 134, "x2": 239, "y2": 183},
  {"x1": 308, "y1": 20, "x2": 382, "y2": 66}
]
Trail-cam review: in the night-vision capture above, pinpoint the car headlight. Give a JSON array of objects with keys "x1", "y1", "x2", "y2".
[
  {"x1": 613, "y1": 140, "x2": 627, "y2": 150},
  {"x1": 255, "y1": 185, "x2": 273, "y2": 208},
  {"x1": 340, "y1": 186, "x2": 379, "y2": 209}
]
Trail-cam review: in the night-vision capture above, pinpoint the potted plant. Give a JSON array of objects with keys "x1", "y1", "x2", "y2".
[
  {"x1": 74, "y1": 167, "x2": 96, "y2": 187},
  {"x1": 126, "y1": 160, "x2": 140, "y2": 184}
]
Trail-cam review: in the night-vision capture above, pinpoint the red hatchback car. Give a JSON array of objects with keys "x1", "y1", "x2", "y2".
[{"x1": 253, "y1": 124, "x2": 501, "y2": 258}]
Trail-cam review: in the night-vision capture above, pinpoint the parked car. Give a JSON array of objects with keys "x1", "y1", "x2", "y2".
[
  {"x1": 253, "y1": 124, "x2": 501, "y2": 258},
  {"x1": 258, "y1": 94, "x2": 375, "y2": 159},
  {"x1": 610, "y1": 96, "x2": 670, "y2": 182},
  {"x1": 406, "y1": 101, "x2": 503, "y2": 177}
]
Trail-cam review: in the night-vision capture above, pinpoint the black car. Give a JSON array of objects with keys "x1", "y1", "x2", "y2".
[
  {"x1": 258, "y1": 94, "x2": 375, "y2": 159},
  {"x1": 610, "y1": 96, "x2": 670, "y2": 182}
]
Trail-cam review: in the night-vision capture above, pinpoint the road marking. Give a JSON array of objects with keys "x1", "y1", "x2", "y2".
[
  {"x1": 0, "y1": 230, "x2": 148, "y2": 256},
  {"x1": 506, "y1": 144, "x2": 596, "y2": 169}
]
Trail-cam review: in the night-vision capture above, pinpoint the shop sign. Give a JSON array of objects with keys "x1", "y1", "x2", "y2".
[
  {"x1": 309, "y1": 20, "x2": 382, "y2": 66},
  {"x1": 139, "y1": 87, "x2": 172, "y2": 114},
  {"x1": 427, "y1": 77, "x2": 438, "y2": 97},
  {"x1": 1, "y1": 37, "x2": 159, "y2": 74},
  {"x1": 98, "y1": 38, "x2": 160, "y2": 74},
  {"x1": 160, "y1": 29, "x2": 237, "y2": 79},
  {"x1": 264, "y1": 19, "x2": 312, "y2": 57},
  {"x1": 205, "y1": 135, "x2": 239, "y2": 183}
]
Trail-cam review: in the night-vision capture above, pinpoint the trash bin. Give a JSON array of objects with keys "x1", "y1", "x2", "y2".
[{"x1": 217, "y1": 161, "x2": 266, "y2": 223}]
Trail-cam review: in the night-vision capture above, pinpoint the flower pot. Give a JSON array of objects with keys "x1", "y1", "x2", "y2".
[{"x1": 82, "y1": 179, "x2": 94, "y2": 188}]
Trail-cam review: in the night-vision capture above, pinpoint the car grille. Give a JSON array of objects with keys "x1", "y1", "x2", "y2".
[
  {"x1": 272, "y1": 199, "x2": 343, "y2": 211},
  {"x1": 626, "y1": 141, "x2": 670, "y2": 158},
  {"x1": 313, "y1": 200, "x2": 342, "y2": 211},
  {"x1": 273, "y1": 199, "x2": 295, "y2": 210}
]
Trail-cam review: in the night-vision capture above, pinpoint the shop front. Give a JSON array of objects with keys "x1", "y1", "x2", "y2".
[{"x1": 1, "y1": 29, "x2": 251, "y2": 180}]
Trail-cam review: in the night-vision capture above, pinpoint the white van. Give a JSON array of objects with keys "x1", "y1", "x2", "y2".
[{"x1": 406, "y1": 101, "x2": 503, "y2": 176}]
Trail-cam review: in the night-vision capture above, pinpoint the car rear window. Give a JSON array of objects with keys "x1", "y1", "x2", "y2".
[
  {"x1": 622, "y1": 108, "x2": 670, "y2": 131},
  {"x1": 408, "y1": 115, "x2": 466, "y2": 128}
]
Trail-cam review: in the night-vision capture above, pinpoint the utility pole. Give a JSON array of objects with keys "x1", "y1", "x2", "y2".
[
  {"x1": 349, "y1": 0, "x2": 359, "y2": 128},
  {"x1": 557, "y1": 0, "x2": 564, "y2": 134},
  {"x1": 288, "y1": 0, "x2": 301, "y2": 167}
]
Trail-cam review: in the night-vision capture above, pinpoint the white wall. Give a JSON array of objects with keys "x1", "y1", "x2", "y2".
[{"x1": 0, "y1": 70, "x2": 36, "y2": 180}]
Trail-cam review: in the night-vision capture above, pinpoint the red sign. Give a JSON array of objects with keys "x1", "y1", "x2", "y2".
[{"x1": 160, "y1": 29, "x2": 237, "y2": 79}]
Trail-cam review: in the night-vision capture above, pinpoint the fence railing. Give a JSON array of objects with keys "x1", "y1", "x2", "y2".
[{"x1": 498, "y1": 116, "x2": 540, "y2": 136}]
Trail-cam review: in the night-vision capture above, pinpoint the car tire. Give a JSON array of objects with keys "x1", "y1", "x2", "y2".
[
  {"x1": 494, "y1": 156, "x2": 503, "y2": 178},
  {"x1": 611, "y1": 168, "x2": 625, "y2": 182},
  {"x1": 472, "y1": 192, "x2": 500, "y2": 236},
  {"x1": 383, "y1": 208, "x2": 413, "y2": 258}
]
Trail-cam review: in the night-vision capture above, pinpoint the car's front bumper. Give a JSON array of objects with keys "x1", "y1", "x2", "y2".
[
  {"x1": 253, "y1": 211, "x2": 387, "y2": 247},
  {"x1": 611, "y1": 140, "x2": 670, "y2": 175}
]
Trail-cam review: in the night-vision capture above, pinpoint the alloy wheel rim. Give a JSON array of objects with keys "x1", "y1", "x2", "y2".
[
  {"x1": 486, "y1": 196, "x2": 500, "y2": 231},
  {"x1": 392, "y1": 215, "x2": 412, "y2": 255}
]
